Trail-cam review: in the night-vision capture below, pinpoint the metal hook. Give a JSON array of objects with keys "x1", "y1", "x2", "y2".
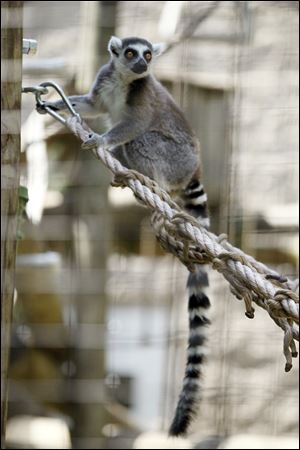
[
  {"x1": 22, "y1": 81, "x2": 81, "y2": 125},
  {"x1": 36, "y1": 81, "x2": 81, "y2": 125},
  {"x1": 22, "y1": 86, "x2": 49, "y2": 95}
]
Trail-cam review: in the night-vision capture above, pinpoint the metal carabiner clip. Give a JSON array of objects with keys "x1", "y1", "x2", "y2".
[
  {"x1": 35, "y1": 81, "x2": 81, "y2": 125},
  {"x1": 22, "y1": 86, "x2": 49, "y2": 96}
]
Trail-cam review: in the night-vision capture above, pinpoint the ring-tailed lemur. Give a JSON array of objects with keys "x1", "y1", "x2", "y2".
[{"x1": 47, "y1": 36, "x2": 211, "y2": 436}]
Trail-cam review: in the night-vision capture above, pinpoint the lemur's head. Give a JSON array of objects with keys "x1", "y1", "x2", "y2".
[{"x1": 108, "y1": 36, "x2": 165, "y2": 79}]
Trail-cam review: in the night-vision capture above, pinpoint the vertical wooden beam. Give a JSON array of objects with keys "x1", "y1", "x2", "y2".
[
  {"x1": 1, "y1": 2, "x2": 23, "y2": 447},
  {"x1": 72, "y1": 2, "x2": 118, "y2": 446}
]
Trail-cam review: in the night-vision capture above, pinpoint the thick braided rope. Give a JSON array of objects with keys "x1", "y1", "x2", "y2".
[{"x1": 66, "y1": 116, "x2": 299, "y2": 371}]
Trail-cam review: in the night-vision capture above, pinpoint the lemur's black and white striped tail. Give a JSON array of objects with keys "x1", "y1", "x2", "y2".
[{"x1": 169, "y1": 178, "x2": 211, "y2": 437}]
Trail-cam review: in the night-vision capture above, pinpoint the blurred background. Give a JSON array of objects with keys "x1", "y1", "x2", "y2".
[{"x1": 5, "y1": 1, "x2": 299, "y2": 448}]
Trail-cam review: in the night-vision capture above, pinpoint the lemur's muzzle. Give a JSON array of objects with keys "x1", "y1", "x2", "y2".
[{"x1": 132, "y1": 59, "x2": 147, "y2": 74}]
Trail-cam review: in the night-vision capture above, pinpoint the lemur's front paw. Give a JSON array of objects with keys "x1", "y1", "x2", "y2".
[
  {"x1": 37, "y1": 100, "x2": 63, "y2": 115},
  {"x1": 81, "y1": 133, "x2": 106, "y2": 150},
  {"x1": 44, "y1": 101, "x2": 61, "y2": 111},
  {"x1": 36, "y1": 104, "x2": 48, "y2": 114}
]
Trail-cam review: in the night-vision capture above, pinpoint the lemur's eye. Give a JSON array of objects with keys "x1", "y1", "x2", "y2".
[
  {"x1": 144, "y1": 51, "x2": 152, "y2": 62},
  {"x1": 125, "y1": 49, "x2": 136, "y2": 59}
]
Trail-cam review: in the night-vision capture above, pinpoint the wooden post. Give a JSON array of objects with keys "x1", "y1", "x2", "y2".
[
  {"x1": 71, "y1": 2, "x2": 118, "y2": 446},
  {"x1": 1, "y1": 2, "x2": 23, "y2": 447}
]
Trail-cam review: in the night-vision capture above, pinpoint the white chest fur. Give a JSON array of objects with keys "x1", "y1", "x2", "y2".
[{"x1": 100, "y1": 78, "x2": 127, "y2": 124}]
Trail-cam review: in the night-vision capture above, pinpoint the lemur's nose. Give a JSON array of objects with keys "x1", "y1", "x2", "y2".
[{"x1": 132, "y1": 59, "x2": 148, "y2": 74}]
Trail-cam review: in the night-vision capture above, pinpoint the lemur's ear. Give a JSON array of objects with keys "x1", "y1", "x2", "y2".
[
  {"x1": 152, "y1": 42, "x2": 167, "y2": 57},
  {"x1": 108, "y1": 36, "x2": 122, "y2": 56}
]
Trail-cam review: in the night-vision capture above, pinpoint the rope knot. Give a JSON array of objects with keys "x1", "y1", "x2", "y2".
[
  {"x1": 218, "y1": 251, "x2": 248, "y2": 266},
  {"x1": 265, "y1": 274, "x2": 288, "y2": 283},
  {"x1": 111, "y1": 170, "x2": 132, "y2": 188},
  {"x1": 274, "y1": 289, "x2": 299, "y2": 303},
  {"x1": 171, "y1": 211, "x2": 201, "y2": 228},
  {"x1": 41, "y1": 110, "x2": 299, "y2": 372},
  {"x1": 212, "y1": 257, "x2": 224, "y2": 271}
]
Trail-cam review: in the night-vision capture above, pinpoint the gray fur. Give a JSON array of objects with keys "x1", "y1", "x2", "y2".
[
  {"x1": 48, "y1": 36, "x2": 200, "y2": 191},
  {"x1": 47, "y1": 36, "x2": 210, "y2": 436}
]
